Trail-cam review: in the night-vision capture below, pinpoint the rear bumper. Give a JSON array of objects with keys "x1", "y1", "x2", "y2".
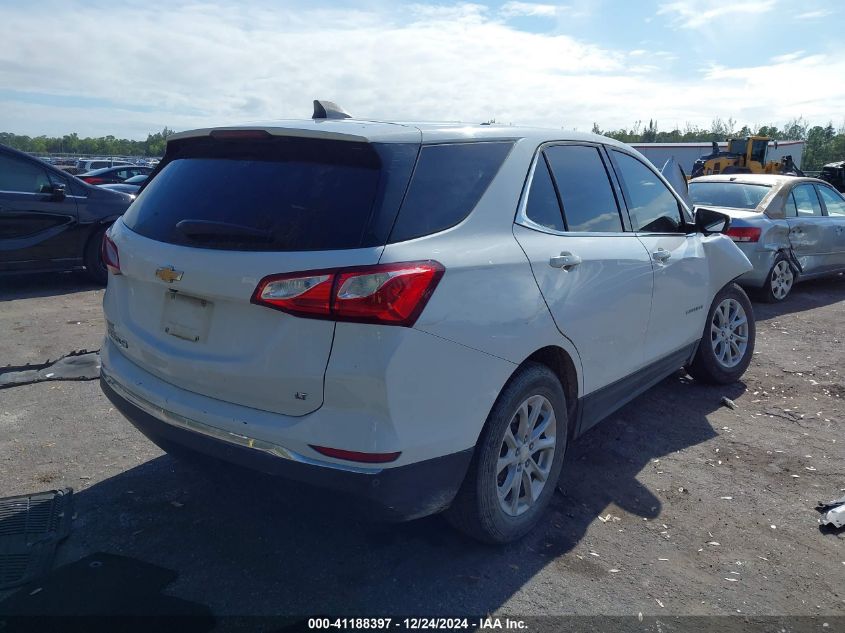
[{"x1": 101, "y1": 375, "x2": 473, "y2": 521}]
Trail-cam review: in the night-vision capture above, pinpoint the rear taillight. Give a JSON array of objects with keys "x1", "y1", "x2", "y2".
[
  {"x1": 101, "y1": 233, "x2": 121, "y2": 275},
  {"x1": 725, "y1": 227, "x2": 761, "y2": 243},
  {"x1": 251, "y1": 261, "x2": 445, "y2": 327},
  {"x1": 83, "y1": 177, "x2": 104, "y2": 184}
]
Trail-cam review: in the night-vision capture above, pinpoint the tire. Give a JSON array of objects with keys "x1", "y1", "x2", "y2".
[
  {"x1": 83, "y1": 225, "x2": 109, "y2": 285},
  {"x1": 687, "y1": 283, "x2": 755, "y2": 385},
  {"x1": 444, "y1": 362, "x2": 568, "y2": 544},
  {"x1": 760, "y1": 253, "x2": 795, "y2": 303}
]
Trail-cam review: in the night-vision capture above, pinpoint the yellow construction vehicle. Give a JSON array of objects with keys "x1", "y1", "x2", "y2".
[{"x1": 690, "y1": 136, "x2": 804, "y2": 179}]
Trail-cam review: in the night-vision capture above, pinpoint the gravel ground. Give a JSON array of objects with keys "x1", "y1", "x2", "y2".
[{"x1": 1, "y1": 271, "x2": 843, "y2": 620}]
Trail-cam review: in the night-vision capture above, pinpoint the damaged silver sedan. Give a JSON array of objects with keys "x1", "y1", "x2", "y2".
[{"x1": 689, "y1": 174, "x2": 845, "y2": 302}]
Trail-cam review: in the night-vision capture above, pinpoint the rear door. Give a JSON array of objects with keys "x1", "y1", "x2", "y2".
[
  {"x1": 105, "y1": 133, "x2": 418, "y2": 416},
  {"x1": 513, "y1": 143, "x2": 653, "y2": 396},
  {"x1": 815, "y1": 184, "x2": 845, "y2": 270},
  {"x1": 786, "y1": 183, "x2": 828, "y2": 274},
  {"x1": 0, "y1": 151, "x2": 79, "y2": 269},
  {"x1": 608, "y1": 149, "x2": 710, "y2": 363}
]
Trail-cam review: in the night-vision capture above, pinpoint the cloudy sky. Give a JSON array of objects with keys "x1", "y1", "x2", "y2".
[{"x1": 1, "y1": 0, "x2": 842, "y2": 139}]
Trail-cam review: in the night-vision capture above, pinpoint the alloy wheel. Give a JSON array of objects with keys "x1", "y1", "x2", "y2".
[
  {"x1": 770, "y1": 260, "x2": 794, "y2": 300},
  {"x1": 496, "y1": 394, "x2": 556, "y2": 517},
  {"x1": 710, "y1": 298, "x2": 749, "y2": 369}
]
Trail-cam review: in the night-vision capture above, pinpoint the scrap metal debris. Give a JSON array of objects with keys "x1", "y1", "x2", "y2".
[
  {"x1": 721, "y1": 397, "x2": 738, "y2": 410},
  {"x1": 0, "y1": 489, "x2": 74, "y2": 589},
  {"x1": 817, "y1": 494, "x2": 845, "y2": 529},
  {"x1": 0, "y1": 350, "x2": 100, "y2": 389}
]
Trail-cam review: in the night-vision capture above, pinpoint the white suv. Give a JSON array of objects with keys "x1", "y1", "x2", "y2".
[
  {"x1": 100, "y1": 114, "x2": 756, "y2": 543},
  {"x1": 77, "y1": 158, "x2": 134, "y2": 172}
]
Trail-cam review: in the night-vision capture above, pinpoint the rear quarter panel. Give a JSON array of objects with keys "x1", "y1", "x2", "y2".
[{"x1": 380, "y1": 137, "x2": 585, "y2": 395}]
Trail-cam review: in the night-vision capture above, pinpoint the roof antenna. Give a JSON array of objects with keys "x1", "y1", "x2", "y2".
[{"x1": 312, "y1": 100, "x2": 352, "y2": 120}]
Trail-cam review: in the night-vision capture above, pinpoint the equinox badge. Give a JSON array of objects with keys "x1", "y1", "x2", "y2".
[{"x1": 155, "y1": 266, "x2": 184, "y2": 283}]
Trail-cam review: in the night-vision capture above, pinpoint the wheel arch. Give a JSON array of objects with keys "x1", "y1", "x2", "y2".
[
  {"x1": 515, "y1": 346, "x2": 580, "y2": 440},
  {"x1": 82, "y1": 221, "x2": 112, "y2": 258},
  {"x1": 469, "y1": 344, "x2": 581, "y2": 454}
]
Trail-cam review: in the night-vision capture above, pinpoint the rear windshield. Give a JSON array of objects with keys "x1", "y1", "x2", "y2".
[
  {"x1": 123, "y1": 136, "x2": 512, "y2": 251},
  {"x1": 689, "y1": 181, "x2": 771, "y2": 210},
  {"x1": 123, "y1": 136, "x2": 417, "y2": 251}
]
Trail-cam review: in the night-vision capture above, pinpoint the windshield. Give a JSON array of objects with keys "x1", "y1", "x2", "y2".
[
  {"x1": 689, "y1": 181, "x2": 771, "y2": 210},
  {"x1": 123, "y1": 136, "x2": 418, "y2": 251}
]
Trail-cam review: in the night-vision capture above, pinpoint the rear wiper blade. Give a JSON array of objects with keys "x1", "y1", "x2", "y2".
[{"x1": 175, "y1": 219, "x2": 273, "y2": 243}]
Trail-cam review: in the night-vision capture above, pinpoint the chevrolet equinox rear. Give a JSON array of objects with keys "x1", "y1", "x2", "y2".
[{"x1": 101, "y1": 112, "x2": 756, "y2": 543}]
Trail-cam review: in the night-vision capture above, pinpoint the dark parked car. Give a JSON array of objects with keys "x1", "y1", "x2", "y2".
[
  {"x1": 0, "y1": 143, "x2": 134, "y2": 283},
  {"x1": 99, "y1": 174, "x2": 148, "y2": 196},
  {"x1": 821, "y1": 161, "x2": 845, "y2": 193},
  {"x1": 78, "y1": 165, "x2": 153, "y2": 185}
]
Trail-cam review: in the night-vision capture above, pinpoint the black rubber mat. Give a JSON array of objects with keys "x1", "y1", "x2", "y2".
[
  {"x1": 0, "y1": 552, "x2": 214, "y2": 632},
  {"x1": 0, "y1": 489, "x2": 73, "y2": 589},
  {"x1": 0, "y1": 351, "x2": 100, "y2": 389}
]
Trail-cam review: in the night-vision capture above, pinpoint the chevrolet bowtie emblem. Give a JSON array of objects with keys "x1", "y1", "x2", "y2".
[{"x1": 155, "y1": 266, "x2": 184, "y2": 283}]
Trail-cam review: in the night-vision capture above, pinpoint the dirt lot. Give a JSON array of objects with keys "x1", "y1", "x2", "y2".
[{"x1": 1, "y1": 271, "x2": 843, "y2": 621}]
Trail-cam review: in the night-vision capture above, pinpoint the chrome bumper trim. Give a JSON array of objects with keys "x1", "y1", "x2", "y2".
[{"x1": 101, "y1": 367, "x2": 382, "y2": 475}]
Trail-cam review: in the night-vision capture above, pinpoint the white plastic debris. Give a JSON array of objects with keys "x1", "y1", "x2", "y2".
[{"x1": 818, "y1": 495, "x2": 845, "y2": 529}]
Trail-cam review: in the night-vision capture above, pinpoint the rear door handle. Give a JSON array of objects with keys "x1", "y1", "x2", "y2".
[
  {"x1": 549, "y1": 252, "x2": 582, "y2": 269},
  {"x1": 652, "y1": 249, "x2": 672, "y2": 263}
]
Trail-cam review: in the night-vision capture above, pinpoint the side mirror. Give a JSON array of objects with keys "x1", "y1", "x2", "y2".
[
  {"x1": 46, "y1": 183, "x2": 67, "y2": 201},
  {"x1": 694, "y1": 207, "x2": 731, "y2": 235}
]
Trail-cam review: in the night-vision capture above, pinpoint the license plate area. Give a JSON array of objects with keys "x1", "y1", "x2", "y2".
[{"x1": 161, "y1": 290, "x2": 213, "y2": 343}]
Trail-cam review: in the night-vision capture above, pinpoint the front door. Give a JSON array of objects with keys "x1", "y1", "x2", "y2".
[
  {"x1": 513, "y1": 143, "x2": 653, "y2": 397},
  {"x1": 815, "y1": 184, "x2": 845, "y2": 270},
  {"x1": 786, "y1": 183, "x2": 829, "y2": 275},
  {"x1": 607, "y1": 149, "x2": 711, "y2": 363}
]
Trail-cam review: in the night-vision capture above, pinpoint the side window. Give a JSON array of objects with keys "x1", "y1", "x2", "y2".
[
  {"x1": 524, "y1": 156, "x2": 564, "y2": 231},
  {"x1": 46, "y1": 168, "x2": 64, "y2": 184},
  {"x1": 792, "y1": 184, "x2": 823, "y2": 217},
  {"x1": 544, "y1": 145, "x2": 623, "y2": 232},
  {"x1": 0, "y1": 154, "x2": 52, "y2": 194},
  {"x1": 612, "y1": 151, "x2": 683, "y2": 233},
  {"x1": 785, "y1": 192, "x2": 798, "y2": 217},
  {"x1": 817, "y1": 185, "x2": 845, "y2": 217},
  {"x1": 389, "y1": 142, "x2": 512, "y2": 242}
]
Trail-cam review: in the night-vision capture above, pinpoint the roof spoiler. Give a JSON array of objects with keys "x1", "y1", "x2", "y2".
[{"x1": 312, "y1": 100, "x2": 352, "y2": 120}]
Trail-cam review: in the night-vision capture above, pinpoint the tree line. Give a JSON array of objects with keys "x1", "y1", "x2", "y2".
[
  {"x1": 591, "y1": 117, "x2": 845, "y2": 171},
  {"x1": 0, "y1": 128, "x2": 176, "y2": 159},
  {"x1": 2, "y1": 117, "x2": 844, "y2": 170}
]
